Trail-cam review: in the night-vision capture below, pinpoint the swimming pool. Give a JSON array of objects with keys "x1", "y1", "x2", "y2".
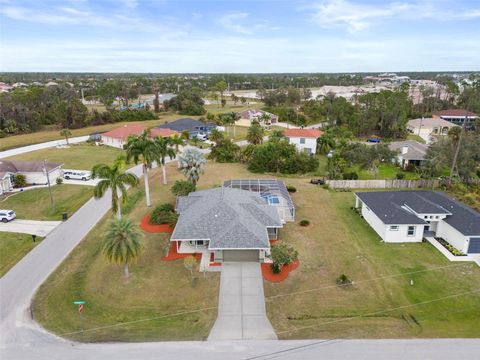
[{"x1": 262, "y1": 195, "x2": 280, "y2": 205}]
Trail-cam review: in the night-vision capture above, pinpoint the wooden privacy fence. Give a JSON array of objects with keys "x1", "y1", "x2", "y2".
[{"x1": 325, "y1": 179, "x2": 439, "y2": 189}]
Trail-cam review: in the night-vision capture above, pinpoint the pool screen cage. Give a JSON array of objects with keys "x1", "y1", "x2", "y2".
[{"x1": 223, "y1": 179, "x2": 295, "y2": 222}]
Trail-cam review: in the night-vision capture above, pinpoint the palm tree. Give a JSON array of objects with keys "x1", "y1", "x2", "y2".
[
  {"x1": 178, "y1": 147, "x2": 206, "y2": 186},
  {"x1": 92, "y1": 157, "x2": 139, "y2": 219},
  {"x1": 229, "y1": 112, "x2": 240, "y2": 138},
  {"x1": 103, "y1": 217, "x2": 142, "y2": 279},
  {"x1": 154, "y1": 136, "x2": 176, "y2": 185},
  {"x1": 209, "y1": 128, "x2": 224, "y2": 144},
  {"x1": 60, "y1": 128, "x2": 72, "y2": 145},
  {"x1": 247, "y1": 123, "x2": 265, "y2": 145},
  {"x1": 125, "y1": 131, "x2": 157, "y2": 207},
  {"x1": 169, "y1": 134, "x2": 184, "y2": 153}
]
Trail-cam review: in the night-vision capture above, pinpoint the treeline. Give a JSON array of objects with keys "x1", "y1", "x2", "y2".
[{"x1": 0, "y1": 85, "x2": 156, "y2": 136}]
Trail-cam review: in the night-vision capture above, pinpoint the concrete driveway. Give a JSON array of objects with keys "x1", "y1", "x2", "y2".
[
  {"x1": 208, "y1": 262, "x2": 277, "y2": 340},
  {"x1": 62, "y1": 178, "x2": 100, "y2": 187},
  {"x1": 0, "y1": 219, "x2": 62, "y2": 237}
]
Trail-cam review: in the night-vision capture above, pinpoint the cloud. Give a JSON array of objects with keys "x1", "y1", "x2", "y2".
[
  {"x1": 219, "y1": 11, "x2": 276, "y2": 35},
  {"x1": 120, "y1": 0, "x2": 138, "y2": 8},
  {"x1": 192, "y1": 12, "x2": 203, "y2": 20}
]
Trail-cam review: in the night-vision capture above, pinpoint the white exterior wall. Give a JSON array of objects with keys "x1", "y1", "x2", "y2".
[
  {"x1": 21, "y1": 168, "x2": 62, "y2": 185},
  {"x1": 361, "y1": 204, "x2": 386, "y2": 240},
  {"x1": 0, "y1": 176, "x2": 13, "y2": 194},
  {"x1": 287, "y1": 137, "x2": 317, "y2": 154},
  {"x1": 101, "y1": 136, "x2": 124, "y2": 149},
  {"x1": 436, "y1": 220, "x2": 469, "y2": 253}
]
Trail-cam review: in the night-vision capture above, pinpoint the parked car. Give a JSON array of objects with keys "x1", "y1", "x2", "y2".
[
  {"x1": 63, "y1": 170, "x2": 91, "y2": 181},
  {"x1": 310, "y1": 178, "x2": 325, "y2": 185},
  {"x1": 192, "y1": 133, "x2": 208, "y2": 141},
  {"x1": 367, "y1": 136, "x2": 381, "y2": 143},
  {"x1": 0, "y1": 210, "x2": 16, "y2": 223}
]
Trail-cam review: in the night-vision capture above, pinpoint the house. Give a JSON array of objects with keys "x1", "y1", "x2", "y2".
[
  {"x1": 407, "y1": 117, "x2": 457, "y2": 144},
  {"x1": 388, "y1": 140, "x2": 428, "y2": 169},
  {"x1": 100, "y1": 124, "x2": 178, "y2": 149},
  {"x1": 101, "y1": 124, "x2": 146, "y2": 149},
  {"x1": 171, "y1": 187, "x2": 283, "y2": 265},
  {"x1": 236, "y1": 109, "x2": 278, "y2": 127},
  {"x1": 432, "y1": 109, "x2": 477, "y2": 127},
  {"x1": 0, "y1": 160, "x2": 63, "y2": 191},
  {"x1": 156, "y1": 118, "x2": 216, "y2": 139},
  {"x1": 283, "y1": 128, "x2": 322, "y2": 154},
  {"x1": 354, "y1": 191, "x2": 480, "y2": 255}
]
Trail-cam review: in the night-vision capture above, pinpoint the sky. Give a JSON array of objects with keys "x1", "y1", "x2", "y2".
[{"x1": 0, "y1": 0, "x2": 479, "y2": 73}]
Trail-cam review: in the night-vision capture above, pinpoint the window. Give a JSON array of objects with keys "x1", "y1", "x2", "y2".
[
  {"x1": 424, "y1": 215, "x2": 428, "y2": 219},
  {"x1": 435, "y1": 216, "x2": 439, "y2": 219},
  {"x1": 390, "y1": 226, "x2": 399, "y2": 231},
  {"x1": 407, "y1": 226, "x2": 415, "y2": 236},
  {"x1": 300, "y1": 138, "x2": 305, "y2": 144}
]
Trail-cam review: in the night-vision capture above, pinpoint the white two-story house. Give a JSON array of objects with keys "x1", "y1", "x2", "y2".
[{"x1": 283, "y1": 129, "x2": 322, "y2": 154}]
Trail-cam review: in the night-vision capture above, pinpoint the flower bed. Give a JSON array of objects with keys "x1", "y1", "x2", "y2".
[
  {"x1": 261, "y1": 260, "x2": 300, "y2": 283},
  {"x1": 140, "y1": 215, "x2": 173, "y2": 233},
  {"x1": 435, "y1": 237, "x2": 467, "y2": 256}
]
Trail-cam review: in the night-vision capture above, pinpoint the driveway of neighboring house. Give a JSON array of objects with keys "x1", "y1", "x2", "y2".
[
  {"x1": 0, "y1": 219, "x2": 62, "y2": 237},
  {"x1": 208, "y1": 262, "x2": 277, "y2": 340}
]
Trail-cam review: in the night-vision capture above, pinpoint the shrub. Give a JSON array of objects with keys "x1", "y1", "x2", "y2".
[
  {"x1": 299, "y1": 219, "x2": 310, "y2": 227},
  {"x1": 270, "y1": 262, "x2": 282, "y2": 274},
  {"x1": 209, "y1": 139, "x2": 240, "y2": 163},
  {"x1": 150, "y1": 203, "x2": 178, "y2": 225},
  {"x1": 270, "y1": 243, "x2": 298, "y2": 272},
  {"x1": 396, "y1": 172, "x2": 406, "y2": 180},
  {"x1": 342, "y1": 171, "x2": 358, "y2": 180},
  {"x1": 171, "y1": 180, "x2": 196, "y2": 196},
  {"x1": 56, "y1": 177, "x2": 63, "y2": 185},
  {"x1": 13, "y1": 174, "x2": 27, "y2": 188},
  {"x1": 336, "y1": 274, "x2": 353, "y2": 286},
  {"x1": 286, "y1": 185, "x2": 297, "y2": 193}
]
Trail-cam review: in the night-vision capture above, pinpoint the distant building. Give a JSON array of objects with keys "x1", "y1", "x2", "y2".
[
  {"x1": 407, "y1": 117, "x2": 458, "y2": 144},
  {"x1": 0, "y1": 160, "x2": 63, "y2": 193},
  {"x1": 156, "y1": 118, "x2": 216, "y2": 138},
  {"x1": 388, "y1": 140, "x2": 428, "y2": 169},
  {"x1": 45, "y1": 81, "x2": 59, "y2": 87},
  {"x1": 236, "y1": 109, "x2": 278, "y2": 127},
  {"x1": 283, "y1": 128, "x2": 322, "y2": 154},
  {"x1": 101, "y1": 124, "x2": 178, "y2": 149},
  {"x1": 432, "y1": 109, "x2": 477, "y2": 126}
]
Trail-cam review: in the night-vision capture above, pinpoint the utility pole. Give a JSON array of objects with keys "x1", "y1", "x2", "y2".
[
  {"x1": 449, "y1": 113, "x2": 467, "y2": 184},
  {"x1": 44, "y1": 160, "x2": 54, "y2": 209}
]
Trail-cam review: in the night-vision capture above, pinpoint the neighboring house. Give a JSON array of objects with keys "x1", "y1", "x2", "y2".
[
  {"x1": 236, "y1": 109, "x2": 278, "y2": 127},
  {"x1": 389, "y1": 140, "x2": 428, "y2": 169},
  {"x1": 432, "y1": 109, "x2": 477, "y2": 126},
  {"x1": 354, "y1": 191, "x2": 480, "y2": 255},
  {"x1": 100, "y1": 124, "x2": 178, "y2": 149},
  {"x1": 0, "y1": 160, "x2": 63, "y2": 189},
  {"x1": 156, "y1": 118, "x2": 216, "y2": 139},
  {"x1": 407, "y1": 117, "x2": 457, "y2": 144},
  {"x1": 0, "y1": 172, "x2": 13, "y2": 195},
  {"x1": 171, "y1": 187, "x2": 283, "y2": 264},
  {"x1": 283, "y1": 129, "x2": 323, "y2": 154}
]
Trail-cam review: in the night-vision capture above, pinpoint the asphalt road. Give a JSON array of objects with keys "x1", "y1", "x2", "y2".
[
  {"x1": 1, "y1": 141, "x2": 479, "y2": 359},
  {"x1": 0, "y1": 136, "x2": 89, "y2": 159}
]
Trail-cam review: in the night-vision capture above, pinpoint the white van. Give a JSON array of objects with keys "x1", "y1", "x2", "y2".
[
  {"x1": 0, "y1": 210, "x2": 16, "y2": 223},
  {"x1": 63, "y1": 170, "x2": 91, "y2": 181}
]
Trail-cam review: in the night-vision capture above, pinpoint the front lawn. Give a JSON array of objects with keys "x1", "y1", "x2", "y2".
[
  {"x1": 1, "y1": 185, "x2": 92, "y2": 220},
  {"x1": 264, "y1": 184, "x2": 480, "y2": 339},
  {"x1": 0, "y1": 232, "x2": 43, "y2": 277},
  {"x1": 6, "y1": 143, "x2": 124, "y2": 170},
  {"x1": 352, "y1": 163, "x2": 420, "y2": 180},
  {"x1": 32, "y1": 162, "x2": 272, "y2": 342}
]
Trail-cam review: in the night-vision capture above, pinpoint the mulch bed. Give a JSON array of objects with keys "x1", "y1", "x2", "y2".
[
  {"x1": 261, "y1": 260, "x2": 300, "y2": 283},
  {"x1": 140, "y1": 215, "x2": 173, "y2": 233},
  {"x1": 161, "y1": 241, "x2": 202, "y2": 261}
]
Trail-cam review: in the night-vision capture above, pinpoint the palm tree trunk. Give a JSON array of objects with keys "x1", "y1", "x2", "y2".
[
  {"x1": 124, "y1": 263, "x2": 129, "y2": 278},
  {"x1": 117, "y1": 205, "x2": 122, "y2": 220},
  {"x1": 233, "y1": 124, "x2": 236, "y2": 138},
  {"x1": 162, "y1": 164, "x2": 167, "y2": 185},
  {"x1": 143, "y1": 165, "x2": 151, "y2": 207}
]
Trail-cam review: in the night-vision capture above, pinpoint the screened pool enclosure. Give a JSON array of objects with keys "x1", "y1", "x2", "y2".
[{"x1": 223, "y1": 179, "x2": 295, "y2": 222}]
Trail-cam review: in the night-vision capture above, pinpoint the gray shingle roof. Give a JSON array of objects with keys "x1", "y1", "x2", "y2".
[
  {"x1": 389, "y1": 140, "x2": 428, "y2": 161},
  {"x1": 156, "y1": 118, "x2": 215, "y2": 132},
  {"x1": 0, "y1": 160, "x2": 62, "y2": 173},
  {"x1": 171, "y1": 187, "x2": 282, "y2": 249},
  {"x1": 355, "y1": 191, "x2": 480, "y2": 236}
]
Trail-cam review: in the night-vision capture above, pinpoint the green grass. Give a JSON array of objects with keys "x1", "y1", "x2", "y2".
[
  {"x1": 1, "y1": 185, "x2": 92, "y2": 220},
  {"x1": 352, "y1": 163, "x2": 420, "y2": 180},
  {"x1": 264, "y1": 185, "x2": 480, "y2": 339},
  {"x1": 0, "y1": 232, "x2": 43, "y2": 277},
  {"x1": 6, "y1": 143, "x2": 125, "y2": 170}
]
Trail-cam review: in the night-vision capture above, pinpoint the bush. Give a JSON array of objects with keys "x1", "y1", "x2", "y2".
[
  {"x1": 299, "y1": 219, "x2": 310, "y2": 227},
  {"x1": 150, "y1": 204, "x2": 178, "y2": 225},
  {"x1": 336, "y1": 274, "x2": 353, "y2": 286},
  {"x1": 13, "y1": 174, "x2": 27, "y2": 188},
  {"x1": 171, "y1": 180, "x2": 196, "y2": 196},
  {"x1": 209, "y1": 139, "x2": 240, "y2": 163},
  {"x1": 270, "y1": 262, "x2": 282, "y2": 274},
  {"x1": 396, "y1": 172, "x2": 405, "y2": 180},
  {"x1": 342, "y1": 171, "x2": 358, "y2": 180},
  {"x1": 56, "y1": 177, "x2": 63, "y2": 185},
  {"x1": 270, "y1": 243, "x2": 298, "y2": 272},
  {"x1": 286, "y1": 185, "x2": 297, "y2": 193}
]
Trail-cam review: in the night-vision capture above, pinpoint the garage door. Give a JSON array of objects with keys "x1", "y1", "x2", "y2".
[
  {"x1": 468, "y1": 238, "x2": 480, "y2": 254},
  {"x1": 223, "y1": 250, "x2": 259, "y2": 262}
]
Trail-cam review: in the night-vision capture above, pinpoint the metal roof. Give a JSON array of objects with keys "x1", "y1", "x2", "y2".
[{"x1": 171, "y1": 187, "x2": 282, "y2": 250}]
